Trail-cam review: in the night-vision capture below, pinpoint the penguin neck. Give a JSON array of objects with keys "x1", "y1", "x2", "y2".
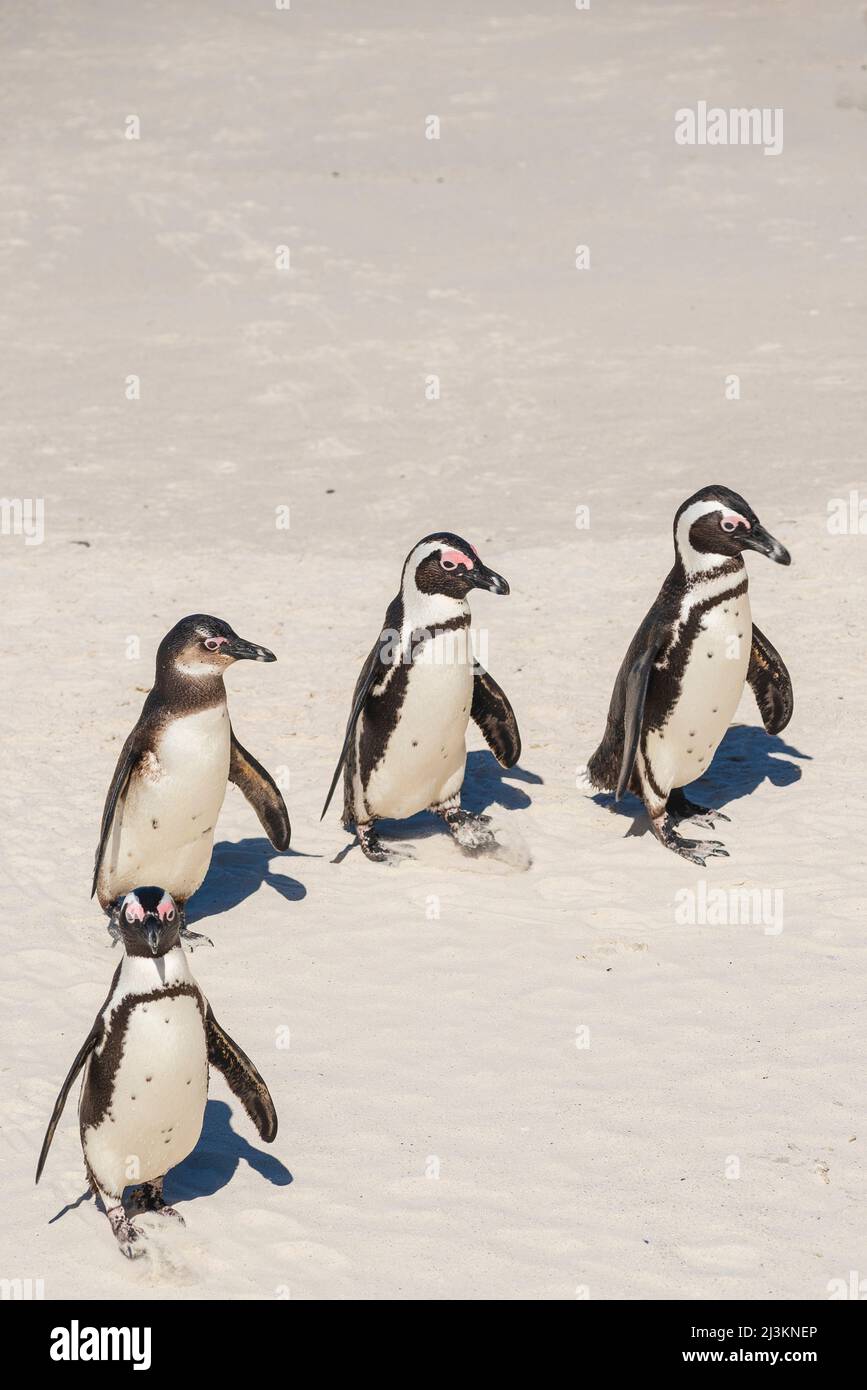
[
  {"x1": 118, "y1": 944, "x2": 194, "y2": 996},
  {"x1": 399, "y1": 584, "x2": 470, "y2": 636},
  {"x1": 152, "y1": 663, "x2": 227, "y2": 715},
  {"x1": 672, "y1": 548, "x2": 745, "y2": 590}
]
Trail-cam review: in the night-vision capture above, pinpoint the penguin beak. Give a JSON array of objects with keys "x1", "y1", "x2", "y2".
[
  {"x1": 740, "y1": 524, "x2": 791, "y2": 566},
  {"x1": 225, "y1": 636, "x2": 277, "y2": 662},
  {"x1": 471, "y1": 564, "x2": 510, "y2": 596},
  {"x1": 147, "y1": 924, "x2": 161, "y2": 955}
]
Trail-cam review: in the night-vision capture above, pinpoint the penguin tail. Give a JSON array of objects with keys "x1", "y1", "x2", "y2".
[{"x1": 586, "y1": 742, "x2": 617, "y2": 794}]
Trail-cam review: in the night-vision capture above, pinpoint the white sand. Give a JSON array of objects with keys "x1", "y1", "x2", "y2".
[{"x1": 2, "y1": 1, "x2": 865, "y2": 1299}]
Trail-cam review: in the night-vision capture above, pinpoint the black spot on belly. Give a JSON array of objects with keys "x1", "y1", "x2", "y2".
[
  {"x1": 201, "y1": 826, "x2": 212, "y2": 836},
  {"x1": 411, "y1": 740, "x2": 418, "y2": 748},
  {"x1": 145, "y1": 1076, "x2": 152, "y2": 1083},
  {"x1": 152, "y1": 819, "x2": 159, "y2": 830},
  {"x1": 707, "y1": 652, "x2": 713, "y2": 659}
]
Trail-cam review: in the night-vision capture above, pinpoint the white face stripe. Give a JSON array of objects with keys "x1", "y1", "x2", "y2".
[
  {"x1": 675, "y1": 499, "x2": 732, "y2": 574},
  {"x1": 401, "y1": 540, "x2": 443, "y2": 587},
  {"x1": 400, "y1": 539, "x2": 472, "y2": 628}
]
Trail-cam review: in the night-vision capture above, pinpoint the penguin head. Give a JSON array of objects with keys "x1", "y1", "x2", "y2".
[
  {"x1": 402, "y1": 533, "x2": 510, "y2": 601},
  {"x1": 158, "y1": 615, "x2": 278, "y2": 680},
  {"x1": 674, "y1": 487, "x2": 791, "y2": 573},
  {"x1": 118, "y1": 888, "x2": 181, "y2": 958}
]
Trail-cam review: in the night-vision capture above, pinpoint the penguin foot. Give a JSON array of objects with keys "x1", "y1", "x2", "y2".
[
  {"x1": 651, "y1": 813, "x2": 728, "y2": 866},
  {"x1": 179, "y1": 926, "x2": 214, "y2": 951},
  {"x1": 126, "y1": 1179, "x2": 184, "y2": 1223},
  {"x1": 357, "y1": 825, "x2": 409, "y2": 865},
  {"x1": 439, "y1": 808, "x2": 498, "y2": 856},
  {"x1": 667, "y1": 789, "x2": 730, "y2": 831},
  {"x1": 666, "y1": 831, "x2": 729, "y2": 865},
  {"x1": 106, "y1": 904, "x2": 122, "y2": 948},
  {"x1": 106, "y1": 1205, "x2": 145, "y2": 1260}
]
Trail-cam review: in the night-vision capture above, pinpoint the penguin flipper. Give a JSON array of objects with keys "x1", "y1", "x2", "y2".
[
  {"x1": 36, "y1": 962, "x2": 122, "y2": 1183},
  {"x1": 91, "y1": 730, "x2": 143, "y2": 898},
  {"x1": 205, "y1": 1004, "x2": 278, "y2": 1143},
  {"x1": 321, "y1": 622, "x2": 397, "y2": 820},
  {"x1": 229, "y1": 731, "x2": 291, "y2": 851},
  {"x1": 747, "y1": 624, "x2": 793, "y2": 734},
  {"x1": 616, "y1": 642, "x2": 661, "y2": 801},
  {"x1": 471, "y1": 664, "x2": 521, "y2": 768},
  {"x1": 36, "y1": 1022, "x2": 104, "y2": 1184}
]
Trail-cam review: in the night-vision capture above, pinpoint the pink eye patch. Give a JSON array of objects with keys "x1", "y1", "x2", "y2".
[
  {"x1": 440, "y1": 548, "x2": 475, "y2": 571},
  {"x1": 123, "y1": 895, "x2": 145, "y2": 922},
  {"x1": 720, "y1": 511, "x2": 750, "y2": 532},
  {"x1": 157, "y1": 894, "x2": 175, "y2": 920},
  {"x1": 204, "y1": 636, "x2": 227, "y2": 651}
]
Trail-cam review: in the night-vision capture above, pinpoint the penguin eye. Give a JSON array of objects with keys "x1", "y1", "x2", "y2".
[
  {"x1": 204, "y1": 637, "x2": 222, "y2": 651},
  {"x1": 166, "y1": 909, "x2": 176, "y2": 922},
  {"x1": 440, "y1": 558, "x2": 458, "y2": 571},
  {"x1": 720, "y1": 519, "x2": 738, "y2": 533}
]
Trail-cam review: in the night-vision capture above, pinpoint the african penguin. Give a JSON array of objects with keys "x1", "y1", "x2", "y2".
[
  {"x1": 93, "y1": 615, "x2": 290, "y2": 944},
  {"x1": 35, "y1": 887, "x2": 278, "y2": 1259},
  {"x1": 321, "y1": 532, "x2": 521, "y2": 862},
  {"x1": 587, "y1": 486, "x2": 793, "y2": 864}
]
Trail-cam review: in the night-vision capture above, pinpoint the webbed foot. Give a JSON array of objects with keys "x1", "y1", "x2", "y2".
[
  {"x1": 652, "y1": 811, "x2": 729, "y2": 866},
  {"x1": 667, "y1": 788, "x2": 730, "y2": 831},
  {"x1": 106, "y1": 1204, "x2": 145, "y2": 1260},
  {"x1": 438, "y1": 807, "x2": 498, "y2": 856}
]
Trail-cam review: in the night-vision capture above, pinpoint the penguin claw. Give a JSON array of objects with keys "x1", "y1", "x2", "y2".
[
  {"x1": 152, "y1": 1205, "x2": 185, "y2": 1225},
  {"x1": 179, "y1": 927, "x2": 214, "y2": 951},
  {"x1": 671, "y1": 837, "x2": 729, "y2": 866},
  {"x1": 107, "y1": 1210, "x2": 145, "y2": 1259},
  {"x1": 357, "y1": 828, "x2": 411, "y2": 865},
  {"x1": 438, "y1": 807, "x2": 498, "y2": 855}
]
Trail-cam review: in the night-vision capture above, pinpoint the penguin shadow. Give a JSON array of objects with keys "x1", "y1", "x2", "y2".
[
  {"x1": 593, "y1": 724, "x2": 810, "y2": 839},
  {"x1": 381, "y1": 750, "x2": 543, "y2": 847},
  {"x1": 186, "y1": 837, "x2": 308, "y2": 924},
  {"x1": 165, "y1": 1100, "x2": 292, "y2": 1204}
]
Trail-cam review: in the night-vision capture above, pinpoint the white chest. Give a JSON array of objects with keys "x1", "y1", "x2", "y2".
[
  {"x1": 83, "y1": 982, "x2": 209, "y2": 1195},
  {"x1": 363, "y1": 634, "x2": 474, "y2": 820},
  {"x1": 101, "y1": 704, "x2": 231, "y2": 902},
  {"x1": 647, "y1": 586, "x2": 751, "y2": 791}
]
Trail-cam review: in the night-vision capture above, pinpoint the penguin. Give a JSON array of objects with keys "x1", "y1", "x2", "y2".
[
  {"x1": 587, "y1": 486, "x2": 793, "y2": 864},
  {"x1": 321, "y1": 532, "x2": 521, "y2": 862},
  {"x1": 35, "y1": 886, "x2": 278, "y2": 1259},
  {"x1": 92, "y1": 615, "x2": 290, "y2": 944}
]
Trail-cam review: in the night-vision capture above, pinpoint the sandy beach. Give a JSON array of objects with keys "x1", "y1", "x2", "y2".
[{"x1": 2, "y1": 1, "x2": 865, "y2": 1299}]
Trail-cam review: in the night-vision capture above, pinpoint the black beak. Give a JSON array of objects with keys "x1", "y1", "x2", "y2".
[
  {"x1": 147, "y1": 924, "x2": 161, "y2": 955},
  {"x1": 741, "y1": 523, "x2": 791, "y2": 566},
  {"x1": 470, "y1": 564, "x2": 510, "y2": 596},
  {"x1": 226, "y1": 635, "x2": 277, "y2": 662}
]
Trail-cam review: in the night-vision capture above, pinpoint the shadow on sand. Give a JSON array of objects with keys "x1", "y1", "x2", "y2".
[
  {"x1": 166, "y1": 1099, "x2": 292, "y2": 1204},
  {"x1": 187, "y1": 837, "x2": 309, "y2": 923},
  {"x1": 592, "y1": 723, "x2": 810, "y2": 839},
  {"x1": 367, "y1": 748, "x2": 543, "y2": 848}
]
